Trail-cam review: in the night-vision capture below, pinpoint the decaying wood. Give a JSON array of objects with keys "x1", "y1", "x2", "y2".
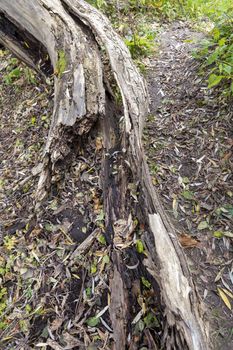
[
  {"x1": 0, "y1": 0, "x2": 210, "y2": 349},
  {"x1": 110, "y1": 252, "x2": 129, "y2": 350},
  {"x1": 69, "y1": 228, "x2": 100, "y2": 262}
]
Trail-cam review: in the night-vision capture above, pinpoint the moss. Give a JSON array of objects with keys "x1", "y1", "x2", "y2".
[{"x1": 55, "y1": 50, "x2": 67, "y2": 77}]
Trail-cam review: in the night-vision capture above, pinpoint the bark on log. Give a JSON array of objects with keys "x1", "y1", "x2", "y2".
[{"x1": 0, "y1": 1, "x2": 210, "y2": 349}]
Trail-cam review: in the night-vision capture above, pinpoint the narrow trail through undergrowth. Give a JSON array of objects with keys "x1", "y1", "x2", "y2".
[{"x1": 146, "y1": 21, "x2": 233, "y2": 350}]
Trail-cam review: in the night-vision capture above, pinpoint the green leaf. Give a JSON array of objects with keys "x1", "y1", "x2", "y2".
[
  {"x1": 0, "y1": 268, "x2": 5, "y2": 276},
  {"x1": 0, "y1": 288, "x2": 7, "y2": 299},
  {"x1": 96, "y1": 210, "x2": 104, "y2": 222},
  {"x1": 86, "y1": 316, "x2": 100, "y2": 327},
  {"x1": 206, "y1": 51, "x2": 219, "y2": 65},
  {"x1": 222, "y1": 64, "x2": 232, "y2": 75},
  {"x1": 10, "y1": 57, "x2": 18, "y2": 65},
  {"x1": 19, "y1": 320, "x2": 28, "y2": 332},
  {"x1": 219, "y1": 62, "x2": 223, "y2": 73},
  {"x1": 212, "y1": 28, "x2": 220, "y2": 41},
  {"x1": 144, "y1": 312, "x2": 159, "y2": 328},
  {"x1": 10, "y1": 67, "x2": 21, "y2": 77},
  {"x1": 182, "y1": 177, "x2": 190, "y2": 184},
  {"x1": 213, "y1": 230, "x2": 223, "y2": 238},
  {"x1": 208, "y1": 74, "x2": 223, "y2": 88},
  {"x1": 197, "y1": 221, "x2": 209, "y2": 230},
  {"x1": 44, "y1": 223, "x2": 56, "y2": 232},
  {"x1": 90, "y1": 264, "x2": 97, "y2": 274},
  {"x1": 85, "y1": 287, "x2": 92, "y2": 298},
  {"x1": 98, "y1": 234, "x2": 106, "y2": 245},
  {"x1": 0, "y1": 321, "x2": 7, "y2": 330},
  {"x1": 96, "y1": 0, "x2": 105, "y2": 8},
  {"x1": 136, "y1": 240, "x2": 144, "y2": 254},
  {"x1": 182, "y1": 190, "x2": 194, "y2": 200},
  {"x1": 30, "y1": 116, "x2": 37, "y2": 126},
  {"x1": 25, "y1": 304, "x2": 32, "y2": 313},
  {"x1": 218, "y1": 38, "x2": 226, "y2": 46},
  {"x1": 141, "y1": 277, "x2": 151, "y2": 289},
  {"x1": 103, "y1": 255, "x2": 110, "y2": 264},
  {"x1": 224, "y1": 205, "x2": 233, "y2": 217},
  {"x1": 135, "y1": 319, "x2": 145, "y2": 333}
]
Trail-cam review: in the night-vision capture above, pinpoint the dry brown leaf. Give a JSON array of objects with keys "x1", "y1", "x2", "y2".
[
  {"x1": 214, "y1": 268, "x2": 224, "y2": 282},
  {"x1": 93, "y1": 197, "x2": 101, "y2": 212},
  {"x1": 217, "y1": 287, "x2": 232, "y2": 310},
  {"x1": 221, "y1": 151, "x2": 232, "y2": 163},
  {"x1": 222, "y1": 288, "x2": 233, "y2": 300},
  {"x1": 227, "y1": 138, "x2": 233, "y2": 146},
  {"x1": 179, "y1": 234, "x2": 199, "y2": 248},
  {"x1": 50, "y1": 318, "x2": 63, "y2": 331},
  {"x1": 95, "y1": 136, "x2": 103, "y2": 151},
  {"x1": 63, "y1": 332, "x2": 83, "y2": 348},
  {"x1": 45, "y1": 340, "x2": 63, "y2": 350},
  {"x1": 30, "y1": 227, "x2": 43, "y2": 237}
]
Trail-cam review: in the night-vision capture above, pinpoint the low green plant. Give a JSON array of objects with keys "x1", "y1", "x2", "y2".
[
  {"x1": 3, "y1": 56, "x2": 37, "y2": 85},
  {"x1": 194, "y1": 12, "x2": 233, "y2": 95},
  {"x1": 86, "y1": 0, "x2": 157, "y2": 60},
  {"x1": 124, "y1": 30, "x2": 155, "y2": 58},
  {"x1": 24, "y1": 67, "x2": 36, "y2": 84},
  {"x1": 142, "y1": 0, "x2": 233, "y2": 20},
  {"x1": 0, "y1": 287, "x2": 7, "y2": 316},
  {"x1": 3, "y1": 66, "x2": 21, "y2": 84},
  {"x1": 91, "y1": 0, "x2": 233, "y2": 21}
]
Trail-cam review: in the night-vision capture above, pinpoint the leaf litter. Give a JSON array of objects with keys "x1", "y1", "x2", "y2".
[
  {"x1": 0, "y1": 49, "x2": 162, "y2": 349},
  {"x1": 145, "y1": 21, "x2": 233, "y2": 349},
  {"x1": 0, "y1": 19, "x2": 233, "y2": 349}
]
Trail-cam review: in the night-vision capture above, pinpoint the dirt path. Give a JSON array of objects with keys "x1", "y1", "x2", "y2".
[{"x1": 146, "y1": 21, "x2": 233, "y2": 349}]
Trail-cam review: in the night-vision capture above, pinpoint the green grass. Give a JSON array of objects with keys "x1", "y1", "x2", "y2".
[
  {"x1": 132, "y1": 0, "x2": 233, "y2": 20},
  {"x1": 87, "y1": 0, "x2": 233, "y2": 21}
]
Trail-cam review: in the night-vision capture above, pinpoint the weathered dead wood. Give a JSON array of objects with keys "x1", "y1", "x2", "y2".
[
  {"x1": 0, "y1": 0, "x2": 105, "y2": 201},
  {"x1": 0, "y1": 1, "x2": 210, "y2": 349}
]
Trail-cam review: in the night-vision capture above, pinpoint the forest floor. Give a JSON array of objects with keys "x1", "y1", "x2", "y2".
[
  {"x1": 0, "y1": 20, "x2": 232, "y2": 350},
  {"x1": 146, "y1": 21, "x2": 233, "y2": 349}
]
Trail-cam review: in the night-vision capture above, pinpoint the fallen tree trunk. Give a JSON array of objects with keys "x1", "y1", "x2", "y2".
[{"x1": 0, "y1": 1, "x2": 210, "y2": 349}]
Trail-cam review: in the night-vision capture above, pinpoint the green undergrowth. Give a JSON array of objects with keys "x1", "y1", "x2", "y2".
[
  {"x1": 88, "y1": 0, "x2": 232, "y2": 21},
  {"x1": 150, "y1": 0, "x2": 232, "y2": 20},
  {"x1": 1, "y1": 53, "x2": 37, "y2": 86},
  {"x1": 88, "y1": 0, "x2": 233, "y2": 95},
  {"x1": 87, "y1": 0, "x2": 158, "y2": 66},
  {"x1": 194, "y1": 11, "x2": 233, "y2": 96}
]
